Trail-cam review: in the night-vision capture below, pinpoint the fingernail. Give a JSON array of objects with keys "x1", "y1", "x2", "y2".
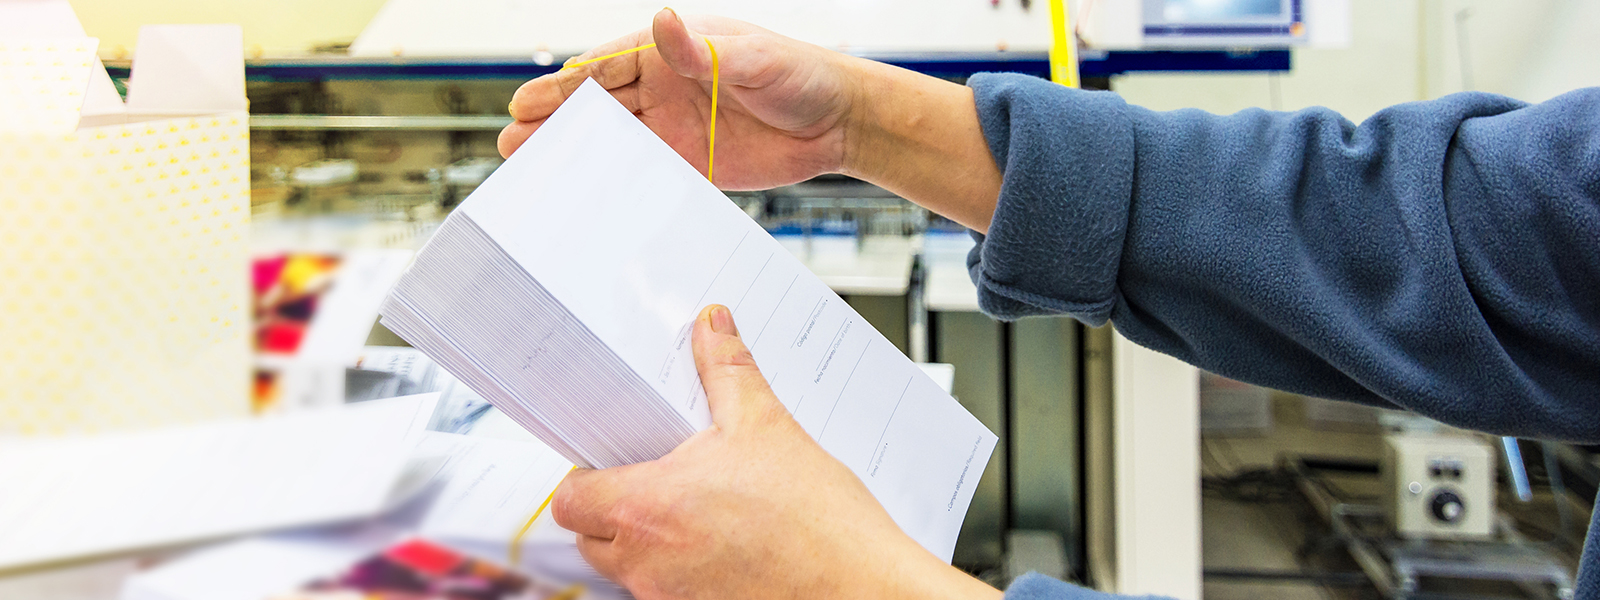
[
  {"x1": 664, "y1": 6, "x2": 683, "y2": 23},
  {"x1": 710, "y1": 305, "x2": 737, "y2": 336},
  {"x1": 506, "y1": 101, "x2": 516, "y2": 116}
]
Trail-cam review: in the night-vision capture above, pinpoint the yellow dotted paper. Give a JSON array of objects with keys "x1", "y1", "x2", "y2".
[
  {"x1": 0, "y1": 113, "x2": 252, "y2": 436},
  {"x1": 0, "y1": 39, "x2": 98, "y2": 135}
]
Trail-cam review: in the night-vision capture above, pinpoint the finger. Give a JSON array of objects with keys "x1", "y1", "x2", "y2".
[
  {"x1": 499, "y1": 80, "x2": 641, "y2": 158},
  {"x1": 651, "y1": 8, "x2": 708, "y2": 79},
  {"x1": 549, "y1": 465, "x2": 645, "y2": 540},
  {"x1": 691, "y1": 304, "x2": 782, "y2": 431},
  {"x1": 497, "y1": 117, "x2": 544, "y2": 158},
  {"x1": 508, "y1": 28, "x2": 654, "y2": 123},
  {"x1": 575, "y1": 534, "x2": 624, "y2": 583},
  {"x1": 507, "y1": 69, "x2": 585, "y2": 123}
]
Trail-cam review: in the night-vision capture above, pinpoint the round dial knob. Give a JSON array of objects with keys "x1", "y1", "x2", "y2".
[{"x1": 1429, "y1": 490, "x2": 1465, "y2": 523}]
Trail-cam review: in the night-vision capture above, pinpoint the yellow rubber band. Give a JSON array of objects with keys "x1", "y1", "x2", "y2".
[
  {"x1": 560, "y1": 43, "x2": 657, "y2": 71},
  {"x1": 557, "y1": 39, "x2": 719, "y2": 184},
  {"x1": 509, "y1": 465, "x2": 578, "y2": 566},
  {"x1": 705, "y1": 38, "x2": 719, "y2": 184}
]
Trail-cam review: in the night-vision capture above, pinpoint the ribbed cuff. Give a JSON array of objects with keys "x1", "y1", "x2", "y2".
[{"x1": 965, "y1": 73, "x2": 1136, "y2": 325}]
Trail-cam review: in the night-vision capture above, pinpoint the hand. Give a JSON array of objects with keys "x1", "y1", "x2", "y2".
[
  {"x1": 550, "y1": 304, "x2": 1002, "y2": 600},
  {"x1": 500, "y1": 9, "x2": 861, "y2": 190},
  {"x1": 502, "y1": 10, "x2": 1003, "y2": 231}
]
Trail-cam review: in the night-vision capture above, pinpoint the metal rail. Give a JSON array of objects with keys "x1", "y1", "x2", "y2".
[
  {"x1": 1287, "y1": 456, "x2": 1399, "y2": 596},
  {"x1": 250, "y1": 114, "x2": 513, "y2": 131}
]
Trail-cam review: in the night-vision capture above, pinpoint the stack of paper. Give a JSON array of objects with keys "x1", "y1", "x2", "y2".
[
  {"x1": 119, "y1": 431, "x2": 611, "y2": 600},
  {"x1": 410, "y1": 432, "x2": 616, "y2": 592},
  {"x1": 120, "y1": 537, "x2": 376, "y2": 600},
  {"x1": 379, "y1": 79, "x2": 996, "y2": 561},
  {"x1": 0, "y1": 394, "x2": 438, "y2": 571},
  {"x1": 122, "y1": 536, "x2": 575, "y2": 600}
]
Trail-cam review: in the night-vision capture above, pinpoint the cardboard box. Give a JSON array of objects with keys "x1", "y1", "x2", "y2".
[{"x1": 0, "y1": 1, "x2": 250, "y2": 434}]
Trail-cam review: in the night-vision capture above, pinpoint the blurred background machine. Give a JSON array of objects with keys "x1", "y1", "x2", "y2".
[
  {"x1": 1283, "y1": 427, "x2": 1578, "y2": 599},
  {"x1": 51, "y1": 0, "x2": 1595, "y2": 599}
]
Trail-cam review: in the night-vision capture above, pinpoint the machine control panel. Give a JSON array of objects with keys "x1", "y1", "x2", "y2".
[{"x1": 1382, "y1": 434, "x2": 1495, "y2": 539}]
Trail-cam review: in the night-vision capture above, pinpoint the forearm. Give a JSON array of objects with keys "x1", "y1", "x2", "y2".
[
  {"x1": 966, "y1": 72, "x2": 1600, "y2": 442},
  {"x1": 840, "y1": 58, "x2": 1003, "y2": 233}
]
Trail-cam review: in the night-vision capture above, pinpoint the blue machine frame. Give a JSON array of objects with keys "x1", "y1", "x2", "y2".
[{"x1": 104, "y1": 50, "x2": 1288, "y2": 83}]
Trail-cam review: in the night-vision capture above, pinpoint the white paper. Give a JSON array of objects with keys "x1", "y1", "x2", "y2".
[
  {"x1": 0, "y1": 557, "x2": 137, "y2": 600},
  {"x1": 296, "y1": 249, "x2": 415, "y2": 364},
  {"x1": 118, "y1": 538, "x2": 369, "y2": 600},
  {"x1": 1306, "y1": 0, "x2": 1354, "y2": 48},
  {"x1": 413, "y1": 432, "x2": 574, "y2": 545},
  {"x1": 0, "y1": 0, "x2": 124, "y2": 120},
  {"x1": 0, "y1": 394, "x2": 438, "y2": 570},
  {"x1": 124, "y1": 25, "x2": 247, "y2": 115},
  {"x1": 408, "y1": 432, "x2": 610, "y2": 591},
  {"x1": 385, "y1": 79, "x2": 996, "y2": 561}
]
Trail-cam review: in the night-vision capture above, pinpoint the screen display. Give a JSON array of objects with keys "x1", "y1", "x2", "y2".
[
  {"x1": 1160, "y1": 0, "x2": 1286, "y2": 22},
  {"x1": 1142, "y1": 0, "x2": 1304, "y2": 45}
]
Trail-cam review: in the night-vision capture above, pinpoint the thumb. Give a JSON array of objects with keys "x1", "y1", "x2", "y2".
[
  {"x1": 691, "y1": 304, "x2": 781, "y2": 431},
  {"x1": 651, "y1": 8, "x2": 766, "y2": 86}
]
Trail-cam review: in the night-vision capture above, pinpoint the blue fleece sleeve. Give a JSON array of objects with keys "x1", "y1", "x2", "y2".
[
  {"x1": 965, "y1": 73, "x2": 1600, "y2": 443},
  {"x1": 1004, "y1": 573, "x2": 1167, "y2": 600}
]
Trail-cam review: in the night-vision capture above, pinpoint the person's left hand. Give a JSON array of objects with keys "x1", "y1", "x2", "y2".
[{"x1": 550, "y1": 304, "x2": 1001, "y2": 600}]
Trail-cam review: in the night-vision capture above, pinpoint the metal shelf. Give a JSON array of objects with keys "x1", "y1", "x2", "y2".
[
  {"x1": 185, "y1": 50, "x2": 1289, "y2": 132},
  {"x1": 250, "y1": 114, "x2": 512, "y2": 131}
]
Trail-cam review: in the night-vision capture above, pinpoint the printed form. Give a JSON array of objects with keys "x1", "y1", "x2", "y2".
[
  {"x1": 414, "y1": 432, "x2": 574, "y2": 545},
  {"x1": 459, "y1": 79, "x2": 996, "y2": 560}
]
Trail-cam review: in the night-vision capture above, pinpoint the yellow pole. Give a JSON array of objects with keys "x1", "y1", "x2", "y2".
[{"x1": 1049, "y1": 0, "x2": 1081, "y2": 88}]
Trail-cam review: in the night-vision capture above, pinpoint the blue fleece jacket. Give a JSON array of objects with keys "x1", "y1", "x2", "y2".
[{"x1": 963, "y1": 73, "x2": 1600, "y2": 599}]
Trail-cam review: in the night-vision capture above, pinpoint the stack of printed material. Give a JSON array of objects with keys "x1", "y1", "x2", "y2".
[
  {"x1": 121, "y1": 536, "x2": 581, "y2": 600},
  {"x1": 0, "y1": 395, "x2": 438, "y2": 571},
  {"x1": 379, "y1": 79, "x2": 996, "y2": 561},
  {"x1": 118, "y1": 431, "x2": 612, "y2": 600},
  {"x1": 410, "y1": 432, "x2": 617, "y2": 594}
]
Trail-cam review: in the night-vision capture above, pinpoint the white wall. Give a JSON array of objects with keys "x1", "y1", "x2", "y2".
[
  {"x1": 70, "y1": 0, "x2": 388, "y2": 57},
  {"x1": 349, "y1": 0, "x2": 1056, "y2": 56},
  {"x1": 1113, "y1": 0, "x2": 1600, "y2": 121},
  {"x1": 70, "y1": 0, "x2": 1058, "y2": 58},
  {"x1": 1112, "y1": 337, "x2": 1201, "y2": 600},
  {"x1": 1424, "y1": 0, "x2": 1600, "y2": 103},
  {"x1": 72, "y1": 0, "x2": 1600, "y2": 104}
]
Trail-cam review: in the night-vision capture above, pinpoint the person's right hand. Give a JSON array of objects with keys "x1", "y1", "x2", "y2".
[
  {"x1": 499, "y1": 8, "x2": 863, "y2": 191},
  {"x1": 548, "y1": 305, "x2": 1002, "y2": 600}
]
